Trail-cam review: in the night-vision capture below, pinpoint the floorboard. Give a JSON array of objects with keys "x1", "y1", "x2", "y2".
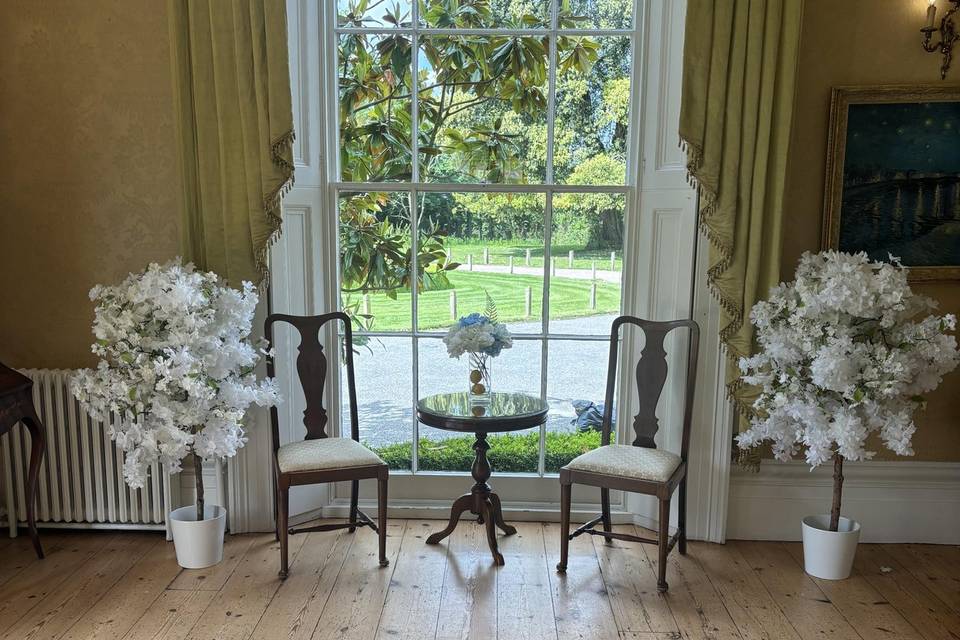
[
  {"x1": 0, "y1": 524, "x2": 957, "y2": 640},
  {"x1": 733, "y1": 541, "x2": 862, "y2": 640}
]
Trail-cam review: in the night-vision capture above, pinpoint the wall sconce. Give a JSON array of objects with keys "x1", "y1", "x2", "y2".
[{"x1": 921, "y1": 0, "x2": 960, "y2": 79}]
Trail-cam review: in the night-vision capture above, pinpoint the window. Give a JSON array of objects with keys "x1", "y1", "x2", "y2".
[{"x1": 331, "y1": 0, "x2": 637, "y2": 475}]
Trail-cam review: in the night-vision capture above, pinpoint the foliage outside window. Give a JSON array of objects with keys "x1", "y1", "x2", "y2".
[{"x1": 332, "y1": 0, "x2": 635, "y2": 474}]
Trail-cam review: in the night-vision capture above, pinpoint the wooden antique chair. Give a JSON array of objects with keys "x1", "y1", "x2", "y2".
[
  {"x1": 265, "y1": 312, "x2": 389, "y2": 578},
  {"x1": 556, "y1": 315, "x2": 699, "y2": 593}
]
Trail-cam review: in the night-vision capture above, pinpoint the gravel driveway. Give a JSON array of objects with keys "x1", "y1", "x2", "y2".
[{"x1": 346, "y1": 313, "x2": 618, "y2": 447}]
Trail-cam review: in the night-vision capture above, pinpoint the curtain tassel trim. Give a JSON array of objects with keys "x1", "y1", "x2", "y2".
[
  {"x1": 681, "y1": 133, "x2": 761, "y2": 469},
  {"x1": 255, "y1": 128, "x2": 297, "y2": 291}
]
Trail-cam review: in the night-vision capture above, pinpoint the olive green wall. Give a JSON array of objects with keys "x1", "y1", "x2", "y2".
[
  {"x1": 0, "y1": 0, "x2": 182, "y2": 369},
  {"x1": 781, "y1": 0, "x2": 960, "y2": 460}
]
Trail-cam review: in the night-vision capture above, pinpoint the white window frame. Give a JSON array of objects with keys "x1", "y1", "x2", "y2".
[
  {"x1": 322, "y1": 0, "x2": 643, "y2": 481},
  {"x1": 261, "y1": 0, "x2": 733, "y2": 541}
]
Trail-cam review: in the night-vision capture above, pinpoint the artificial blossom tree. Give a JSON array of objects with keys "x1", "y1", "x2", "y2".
[
  {"x1": 72, "y1": 260, "x2": 279, "y2": 521},
  {"x1": 737, "y1": 251, "x2": 959, "y2": 531}
]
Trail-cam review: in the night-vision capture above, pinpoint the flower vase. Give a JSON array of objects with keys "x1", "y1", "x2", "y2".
[{"x1": 468, "y1": 352, "x2": 492, "y2": 404}]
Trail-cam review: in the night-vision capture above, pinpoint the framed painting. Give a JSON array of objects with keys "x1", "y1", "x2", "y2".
[{"x1": 823, "y1": 85, "x2": 960, "y2": 281}]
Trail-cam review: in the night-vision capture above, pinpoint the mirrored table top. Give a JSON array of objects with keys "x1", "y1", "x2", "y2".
[{"x1": 417, "y1": 392, "x2": 549, "y2": 433}]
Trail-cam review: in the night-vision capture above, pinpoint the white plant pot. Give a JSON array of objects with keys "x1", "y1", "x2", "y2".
[
  {"x1": 169, "y1": 505, "x2": 227, "y2": 569},
  {"x1": 801, "y1": 514, "x2": 861, "y2": 580}
]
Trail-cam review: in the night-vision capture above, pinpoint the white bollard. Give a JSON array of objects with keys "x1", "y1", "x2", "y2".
[
  {"x1": 589, "y1": 282, "x2": 597, "y2": 310},
  {"x1": 362, "y1": 293, "x2": 370, "y2": 316},
  {"x1": 610, "y1": 251, "x2": 616, "y2": 271},
  {"x1": 524, "y1": 287, "x2": 532, "y2": 318},
  {"x1": 508, "y1": 256, "x2": 514, "y2": 274},
  {"x1": 450, "y1": 290, "x2": 457, "y2": 320},
  {"x1": 467, "y1": 254, "x2": 473, "y2": 271},
  {"x1": 483, "y1": 247, "x2": 489, "y2": 264},
  {"x1": 551, "y1": 256, "x2": 556, "y2": 277},
  {"x1": 591, "y1": 260, "x2": 596, "y2": 280},
  {"x1": 525, "y1": 248, "x2": 531, "y2": 266},
  {"x1": 568, "y1": 250, "x2": 575, "y2": 267}
]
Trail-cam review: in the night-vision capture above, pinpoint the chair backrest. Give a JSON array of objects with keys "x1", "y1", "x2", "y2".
[
  {"x1": 600, "y1": 315, "x2": 700, "y2": 462},
  {"x1": 264, "y1": 312, "x2": 360, "y2": 455}
]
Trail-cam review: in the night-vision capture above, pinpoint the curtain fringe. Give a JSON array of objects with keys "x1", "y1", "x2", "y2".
[
  {"x1": 255, "y1": 128, "x2": 297, "y2": 292},
  {"x1": 682, "y1": 132, "x2": 760, "y2": 470}
]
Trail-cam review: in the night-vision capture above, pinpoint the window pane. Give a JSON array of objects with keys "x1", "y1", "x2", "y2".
[
  {"x1": 559, "y1": 0, "x2": 633, "y2": 30},
  {"x1": 338, "y1": 191, "x2": 413, "y2": 332},
  {"x1": 417, "y1": 192, "x2": 545, "y2": 333},
  {"x1": 420, "y1": 0, "x2": 549, "y2": 29},
  {"x1": 338, "y1": 0, "x2": 412, "y2": 28},
  {"x1": 418, "y1": 337, "x2": 542, "y2": 472},
  {"x1": 345, "y1": 337, "x2": 413, "y2": 471},
  {"x1": 339, "y1": 33, "x2": 413, "y2": 181},
  {"x1": 554, "y1": 36, "x2": 630, "y2": 184},
  {"x1": 548, "y1": 192, "x2": 623, "y2": 334},
  {"x1": 545, "y1": 338, "x2": 608, "y2": 472},
  {"x1": 418, "y1": 36, "x2": 548, "y2": 183}
]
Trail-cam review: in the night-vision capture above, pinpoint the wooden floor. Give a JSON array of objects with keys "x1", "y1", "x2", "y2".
[{"x1": 0, "y1": 521, "x2": 958, "y2": 640}]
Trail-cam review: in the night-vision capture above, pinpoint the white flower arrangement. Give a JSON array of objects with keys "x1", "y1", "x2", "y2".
[
  {"x1": 71, "y1": 259, "x2": 279, "y2": 518},
  {"x1": 737, "y1": 251, "x2": 958, "y2": 469}
]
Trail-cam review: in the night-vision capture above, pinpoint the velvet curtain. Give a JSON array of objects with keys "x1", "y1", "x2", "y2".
[
  {"x1": 679, "y1": 0, "x2": 803, "y2": 462},
  {"x1": 169, "y1": 0, "x2": 294, "y2": 287}
]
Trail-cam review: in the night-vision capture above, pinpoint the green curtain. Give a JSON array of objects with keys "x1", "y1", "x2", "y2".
[
  {"x1": 679, "y1": 0, "x2": 803, "y2": 464},
  {"x1": 169, "y1": 0, "x2": 294, "y2": 287}
]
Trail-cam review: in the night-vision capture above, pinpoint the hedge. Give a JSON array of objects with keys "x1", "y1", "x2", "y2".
[{"x1": 368, "y1": 430, "x2": 602, "y2": 473}]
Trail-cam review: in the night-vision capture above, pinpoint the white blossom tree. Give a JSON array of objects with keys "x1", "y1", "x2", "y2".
[
  {"x1": 72, "y1": 259, "x2": 280, "y2": 521},
  {"x1": 737, "y1": 251, "x2": 959, "y2": 531}
]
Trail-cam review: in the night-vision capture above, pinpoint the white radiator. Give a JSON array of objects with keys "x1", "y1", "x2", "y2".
[{"x1": 1, "y1": 369, "x2": 174, "y2": 536}]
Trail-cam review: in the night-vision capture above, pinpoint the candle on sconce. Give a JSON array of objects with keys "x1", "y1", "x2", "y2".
[{"x1": 928, "y1": 0, "x2": 938, "y2": 28}]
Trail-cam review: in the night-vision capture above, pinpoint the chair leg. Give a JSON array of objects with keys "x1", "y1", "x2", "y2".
[
  {"x1": 557, "y1": 481, "x2": 571, "y2": 572},
  {"x1": 349, "y1": 479, "x2": 360, "y2": 533},
  {"x1": 377, "y1": 473, "x2": 389, "y2": 567},
  {"x1": 273, "y1": 473, "x2": 279, "y2": 542},
  {"x1": 657, "y1": 497, "x2": 670, "y2": 593},
  {"x1": 278, "y1": 480, "x2": 290, "y2": 579},
  {"x1": 600, "y1": 487, "x2": 613, "y2": 544},
  {"x1": 678, "y1": 476, "x2": 688, "y2": 555}
]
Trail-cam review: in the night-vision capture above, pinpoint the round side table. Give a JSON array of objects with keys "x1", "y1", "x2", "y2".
[{"x1": 417, "y1": 391, "x2": 548, "y2": 565}]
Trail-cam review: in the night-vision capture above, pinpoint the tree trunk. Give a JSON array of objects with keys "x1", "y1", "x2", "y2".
[
  {"x1": 829, "y1": 453, "x2": 844, "y2": 532},
  {"x1": 194, "y1": 453, "x2": 205, "y2": 522}
]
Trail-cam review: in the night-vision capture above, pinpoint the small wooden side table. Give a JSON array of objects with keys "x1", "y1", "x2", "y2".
[
  {"x1": 417, "y1": 391, "x2": 548, "y2": 565},
  {"x1": 0, "y1": 362, "x2": 45, "y2": 558}
]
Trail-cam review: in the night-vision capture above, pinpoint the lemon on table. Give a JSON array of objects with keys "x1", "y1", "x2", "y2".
[{"x1": 469, "y1": 369, "x2": 482, "y2": 384}]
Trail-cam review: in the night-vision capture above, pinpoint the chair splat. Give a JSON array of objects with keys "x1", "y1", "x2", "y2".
[
  {"x1": 632, "y1": 325, "x2": 670, "y2": 448},
  {"x1": 295, "y1": 325, "x2": 329, "y2": 440}
]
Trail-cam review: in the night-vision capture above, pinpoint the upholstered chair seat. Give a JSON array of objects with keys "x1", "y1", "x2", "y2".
[
  {"x1": 277, "y1": 438, "x2": 384, "y2": 473},
  {"x1": 565, "y1": 444, "x2": 680, "y2": 483}
]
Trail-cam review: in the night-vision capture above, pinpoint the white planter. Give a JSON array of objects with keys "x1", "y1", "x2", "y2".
[
  {"x1": 801, "y1": 514, "x2": 861, "y2": 580},
  {"x1": 169, "y1": 505, "x2": 227, "y2": 569}
]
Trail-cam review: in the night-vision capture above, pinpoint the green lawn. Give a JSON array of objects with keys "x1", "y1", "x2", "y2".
[
  {"x1": 446, "y1": 239, "x2": 623, "y2": 272},
  {"x1": 345, "y1": 270, "x2": 620, "y2": 332}
]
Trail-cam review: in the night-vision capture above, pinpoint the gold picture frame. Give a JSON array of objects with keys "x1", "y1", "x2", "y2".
[{"x1": 822, "y1": 84, "x2": 960, "y2": 281}]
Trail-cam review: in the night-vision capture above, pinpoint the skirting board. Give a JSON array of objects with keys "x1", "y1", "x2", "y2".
[{"x1": 727, "y1": 460, "x2": 960, "y2": 543}]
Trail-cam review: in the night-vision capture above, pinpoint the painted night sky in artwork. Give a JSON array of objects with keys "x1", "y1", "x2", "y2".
[
  {"x1": 839, "y1": 101, "x2": 960, "y2": 267},
  {"x1": 844, "y1": 102, "x2": 960, "y2": 177}
]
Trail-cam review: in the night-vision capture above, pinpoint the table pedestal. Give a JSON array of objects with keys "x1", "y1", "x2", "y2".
[{"x1": 425, "y1": 431, "x2": 516, "y2": 565}]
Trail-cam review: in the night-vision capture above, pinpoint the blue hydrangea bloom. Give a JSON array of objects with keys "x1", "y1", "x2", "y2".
[{"x1": 458, "y1": 313, "x2": 488, "y2": 327}]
